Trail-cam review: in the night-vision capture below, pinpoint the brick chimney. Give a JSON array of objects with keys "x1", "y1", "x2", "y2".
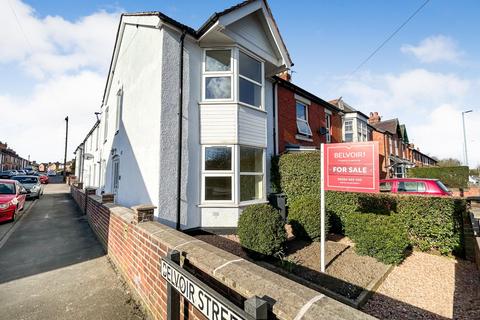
[
  {"x1": 277, "y1": 70, "x2": 291, "y2": 81},
  {"x1": 368, "y1": 112, "x2": 381, "y2": 124}
]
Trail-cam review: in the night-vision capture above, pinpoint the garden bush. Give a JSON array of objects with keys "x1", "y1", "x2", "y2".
[
  {"x1": 278, "y1": 151, "x2": 320, "y2": 203},
  {"x1": 396, "y1": 195, "x2": 466, "y2": 255},
  {"x1": 344, "y1": 212, "x2": 410, "y2": 265},
  {"x1": 288, "y1": 194, "x2": 330, "y2": 241},
  {"x1": 407, "y1": 166, "x2": 469, "y2": 188},
  {"x1": 237, "y1": 204, "x2": 286, "y2": 256}
]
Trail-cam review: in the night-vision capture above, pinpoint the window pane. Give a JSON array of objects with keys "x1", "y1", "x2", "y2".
[
  {"x1": 239, "y1": 78, "x2": 261, "y2": 107},
  {"x1": 239, "y1": 51, "x2": 261, "y2": 83},
  {"x1": 205, "y1": 176, "x2": 232, "y2": 200},
  {"x1": 296, "y1": 103, "x2": 306, "y2": 120},
  {"x1": 205, "y1": 147, "x2": 231, "y2": 170},
  {"x1": 379, "y1": 182, "x2": 392, "y2": 192},
  {"x1": 240, "y1": 147, "x2": 263, "y2": 173},
  {"x1": 344, "y1": 133, "x2": 353, "y2": 142},
  {"x1": 297, "y1": 120, "x2": 312, "y2": 136},
  {"x1": 205, "y1": 77, "x2": 231, "y2": 99},
  {"x1": 345, "y1": 120, "x2": 353, "y2": 132},
  {"x1": 240, "y1": 175, "x2": 263, "y2": 201},
  {"x1": 205, "y1": 50, "x2": 231, "y2": 71}
]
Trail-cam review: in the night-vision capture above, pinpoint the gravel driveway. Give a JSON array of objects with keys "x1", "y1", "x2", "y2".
[{"x1": 362, "y1": 251, "x2": 480, "y2": 319}]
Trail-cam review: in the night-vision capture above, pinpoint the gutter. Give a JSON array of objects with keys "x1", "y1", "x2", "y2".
[{"x1": 176, "y1": 30, "x2": 187, "y2": 231}]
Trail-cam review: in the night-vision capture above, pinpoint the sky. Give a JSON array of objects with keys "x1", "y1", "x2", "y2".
[{"x1": 1, "y1": 0, "x2": 479, "y2": 167}]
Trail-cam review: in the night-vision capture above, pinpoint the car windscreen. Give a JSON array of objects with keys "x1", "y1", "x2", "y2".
[
  {"x1": 436, "y1": 180, "x2": 450, "y2": 193},
  {"x1": 0, "y1": 183, "x2": 15, "y2": 194},
  {"x1": 12, "y1": 176, "x2": 39, "y2": 184}
]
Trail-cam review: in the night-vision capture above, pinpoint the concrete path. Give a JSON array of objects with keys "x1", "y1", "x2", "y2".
[{"x1": 0, "y1": 182, "x2": 145, "y2": 319}]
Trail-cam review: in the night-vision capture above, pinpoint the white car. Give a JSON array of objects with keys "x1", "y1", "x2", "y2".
[{"x1": 47, "y1": 171, "x2": 57, "y2": 176}]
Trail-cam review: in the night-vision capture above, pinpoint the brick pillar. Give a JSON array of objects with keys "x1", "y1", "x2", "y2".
[
  {"x1": 101, "y1": 193, "x2": 115, "y2": 204},
  {"x1": 131, "y1": 204, "x2": 156, "y2": 224},
  {"x1": 85, "y1": 187, "x2": 97, "y2": 195},
  {"x1": 76, "y1": 182, "x2": 83, "y2": 189}
]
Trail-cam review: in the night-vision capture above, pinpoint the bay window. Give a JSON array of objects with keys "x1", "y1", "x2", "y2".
[
  {"x1": 344, "y1": 119, "x2": 353, "y2": 142},
  {"x1": 203, "y1": 49, "x2": 233, "y2": 100},
  {"x1": 240, "y1": 146, "x2": 264, "y2": 202},
  {"x1": 203, "y1": 146, "x2": 233, "y2": 201},
  {"x1": 239, "y1": 51, "x2": 262, "y2": 108},
  {"x1": 296, "y1": 102, "x2": 312, "y2": 136},
  {"x1": 325, "y1": 112, "x2": 332, "y2": 143}
]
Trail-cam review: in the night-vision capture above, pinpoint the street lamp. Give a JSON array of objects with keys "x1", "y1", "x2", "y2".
[{"x1": 462, "y1": 110, "x2": 473, "y2": 167}]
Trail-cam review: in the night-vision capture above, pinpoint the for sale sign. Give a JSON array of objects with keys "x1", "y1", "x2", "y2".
[{"x1": 324, "y1": 141, "x2": 379, "y2": 193}]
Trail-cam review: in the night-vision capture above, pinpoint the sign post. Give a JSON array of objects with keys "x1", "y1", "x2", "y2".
[{"x1": 320, "y1": 141, "x2": 380, "y2": 272}]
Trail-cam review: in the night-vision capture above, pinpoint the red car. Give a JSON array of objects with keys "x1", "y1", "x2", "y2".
[
  {"x1": 380, "y1": 178, "x2": 452, "y2": 196},
  {"x1": 0, "y1": 179, "x2": 27, "y2": 223},
  {"x1": 39, "y1": 174, "x2": 49, "y2": 184}
]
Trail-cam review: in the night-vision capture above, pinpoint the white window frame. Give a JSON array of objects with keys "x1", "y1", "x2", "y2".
[
  {"x1": 103, "y1": 107, "x2": 109, "y2": 143},
  {"x1": 95, "y1": 126, "x2": 99, "y2": 150},
  {"x1": 295, "y1": 101, "x2": 312, "y2": 136},
  {"x1": 201, "y1": 145, "x2": 235, "y2": 203},
  {"x1": 115, "y1": 88, "x2": 123, "y2": 133},
  {"x1": 237, "y1": 49, "x2": 264, "y2": 110},
  {"x1": 239, "y1": 145, "x2": 265, "y2": 204},
  {"x1": 325, "y1": 111, "x2": 332, "y2": 143},
  {"x1": 202, "y1": 49, "x2": 234, "y2": 103},
  {"x1": 344, "y1": 119, "x2": 353, "y2": 142}
]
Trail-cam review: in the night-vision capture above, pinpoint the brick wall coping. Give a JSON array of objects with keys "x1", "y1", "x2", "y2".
[{"x1": 75, "y1": 187, "x2": 372, "y2": 319}]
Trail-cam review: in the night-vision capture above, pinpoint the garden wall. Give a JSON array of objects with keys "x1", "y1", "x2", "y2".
[{"x1": 70, "y1": 186, "x2": 372, "y2": 320}]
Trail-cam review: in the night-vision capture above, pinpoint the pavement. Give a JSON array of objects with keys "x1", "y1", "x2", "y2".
[{"x1": 0, "y1": 180, "x2": 145, "y2": 320}]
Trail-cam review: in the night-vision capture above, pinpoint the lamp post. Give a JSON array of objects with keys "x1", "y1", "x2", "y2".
[
  {"x1": 63, "y1": 116, "x2": 69, "y2": 183},
  {"x1": 462, "y1": 110, "x2": 473, "y2": 167}
]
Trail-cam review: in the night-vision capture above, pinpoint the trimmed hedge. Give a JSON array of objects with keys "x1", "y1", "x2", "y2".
[
  {"x1": 344, "y1": 212, "x2": 410, "y2": 265},
  {"x1": 407, "y1": 166, "x2": 469, "y2": 188},
  {"x1": 238, "y1": 204, "x2": 286, "y2": 256},
  {"x1": 396, "y1": 195, "x2": 465, "y2": 255},
  {"x1": 288, "y1": 194, "x2": 330, "y2": 241},
  {"x1": 278, "y1": 151, "x2": 320, "y2": 203}
]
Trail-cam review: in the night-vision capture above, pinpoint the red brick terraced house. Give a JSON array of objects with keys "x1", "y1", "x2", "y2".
[{"x1": 274, "y1": 75, "x2": 343, "y2": 154}]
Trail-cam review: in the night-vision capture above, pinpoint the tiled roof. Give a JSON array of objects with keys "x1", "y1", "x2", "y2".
[{"x1": 370, "y1": 118, "x2": 399, "y2": 134}]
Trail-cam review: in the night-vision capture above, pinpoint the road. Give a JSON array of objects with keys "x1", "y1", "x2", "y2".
[{"x1": 0, "y1": 180, "x2": 145, "y2": 319}]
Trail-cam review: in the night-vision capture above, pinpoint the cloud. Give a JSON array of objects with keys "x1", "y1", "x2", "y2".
[
  {"x1": 339, "y1": 69, "x2": 479, "y2": 166},
  {"x1": 0, "y1": 0, "x2": 120, "y2": 162},
  {"x1": 0, "y1": 0, "x2": 119, "y2": 78},
  {"x1": 401, "y1": 35, "x2": 463, "y2": 63}
]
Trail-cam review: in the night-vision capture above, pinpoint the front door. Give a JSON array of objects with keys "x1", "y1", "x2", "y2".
[{"x1": 112, "y1": 157, "x2": 120, "y2": 196}]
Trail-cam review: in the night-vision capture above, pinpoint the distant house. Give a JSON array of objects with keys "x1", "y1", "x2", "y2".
[
  {"x1": 74, "y1": 0, "x2": 292, "y2": 231},
  {"x1": 275, "y1": 75, "x2": 343, "y2": 153},
  {"x1": 0, "y1": 141, "x2": 29, "y2": 171}
]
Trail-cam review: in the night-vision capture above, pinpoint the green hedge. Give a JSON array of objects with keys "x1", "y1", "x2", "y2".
[
  {"x1": 238, "y1": 204, "x2": 286, "y2": 256},
  {"x1": 344, "y1": 212, "x2": 410, "y2": 265},
  {"x1": 407, "y1": 166, "x2": 469, "y2": 188},
  {"x1": 273, "y1": 152, "x2": 467, "y2": 260},
  {"x1": 278, "y1": 151, "x2": 320, "y2": 203},
  {"x1": 288, "y1": 194, "x2": 330, "y2": 241}
]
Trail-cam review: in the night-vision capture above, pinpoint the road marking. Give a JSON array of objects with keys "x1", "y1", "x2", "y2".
[
  {"x1": 0, "y1": 199, "x2": 38, "y2": 250},
  {"x1": 293, "y1": 294, "x2": 325, "y2": 320}
]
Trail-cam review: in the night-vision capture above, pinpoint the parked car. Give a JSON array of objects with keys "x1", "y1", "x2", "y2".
[
  {"x1": 17, "y1": 170, "x2": 27, "y2": 175},
  {"x1": 11, "y1": 175, "x2": 43, "y2": 199},
  {"x1": 380, "y1": 178, "x2": 452, "y2": 196},
  {"x1": 0, "y1": 171, "x2": 14, "y2": 179},
  {"x1": 39, "y1": 174, "x2": 49, "y2": 184},
  {"x1": 47, "y1": 171, "x2": 56, "y2": 176},
  {"x1": 0, "y1": 179, "x2": 27, "y2": 222}
]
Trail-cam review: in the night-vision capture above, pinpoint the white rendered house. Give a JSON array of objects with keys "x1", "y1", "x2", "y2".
[{"x1": 74, "y1": 0, "x2": 292, "y2": 231}]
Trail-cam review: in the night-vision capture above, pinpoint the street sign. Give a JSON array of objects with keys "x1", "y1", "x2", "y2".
[
  {"x1": 324, "y1": 141, "x2": 380, "y2": 193},
  {"x1": 161, "y1": 255, "x2": 260, "y2": 320}
]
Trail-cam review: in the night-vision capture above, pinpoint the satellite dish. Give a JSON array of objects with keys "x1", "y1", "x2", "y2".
[{"x1": 84, "y1": 153, "x2": 94, "y2": 160}]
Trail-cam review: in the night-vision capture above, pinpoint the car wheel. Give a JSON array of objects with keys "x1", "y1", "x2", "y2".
[{"x1": 11, "y1": 207, "x2": 17, "y2": 222}]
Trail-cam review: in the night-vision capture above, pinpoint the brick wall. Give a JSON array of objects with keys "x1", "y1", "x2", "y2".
[
  {"x1": 70, "y1": 186, "x2": 373, "y2": 320},
  {"x1": 277, "y1": 84, "x2": 342, "y2": 154},
  {"x1": 372, "y1": 130, "x2": 389, "y2": 179}
]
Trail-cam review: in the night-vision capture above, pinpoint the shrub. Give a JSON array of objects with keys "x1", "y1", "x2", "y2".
[
  {"x1": 396, "y1": 195, "x2": 466, "y2": 255},
  {"x1": 238, "y1": 204, "x2": 286, "y2": 256},
  {"x1": 344, "y1": 212, "x2": 410, "y2": 265},
  {"x1": 278, "y1": 151, "x2": 320, "y2": 203},
  {"x1": 288, "y1": 194, "x2": 330, "y2": 241},
  {"x1": 407, "y1": 166, "x2": 469, "y2": 188}
]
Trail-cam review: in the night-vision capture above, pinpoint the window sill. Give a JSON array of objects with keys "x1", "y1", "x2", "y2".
[
  {"x1": 238, "y1": 102, "x2": 267, "y2": 114},
  {"x1": 198, "y1": 200, "x2": 268, "y2": 208},
  {"x1": 295, "y1": 134, "x2": 313, "y2": 142}
]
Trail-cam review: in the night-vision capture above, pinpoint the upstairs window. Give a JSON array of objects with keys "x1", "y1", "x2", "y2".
[
  {"x1": 103, "y1": 107, "x2": 109, "y2": 143},
  {"x1": 344, "y1": 119, "x2": 353, "y2": 142},
  {"x1": 296, "y1": 102, "x2": 312, "y2": 136},
  {"x1": 239, "y1": 51, "x2": 262, "y2": 108},
  {"x1": 115, "y1": 89, "x2": 123, "y2": 132},
  {"x1": 203, "y1": 50, "x2": 232, "y2": 100}
]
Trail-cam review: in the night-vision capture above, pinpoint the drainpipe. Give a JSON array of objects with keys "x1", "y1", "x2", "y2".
[{"x1": 176, "y1": 30, "x2": 186, "y2": 231}]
